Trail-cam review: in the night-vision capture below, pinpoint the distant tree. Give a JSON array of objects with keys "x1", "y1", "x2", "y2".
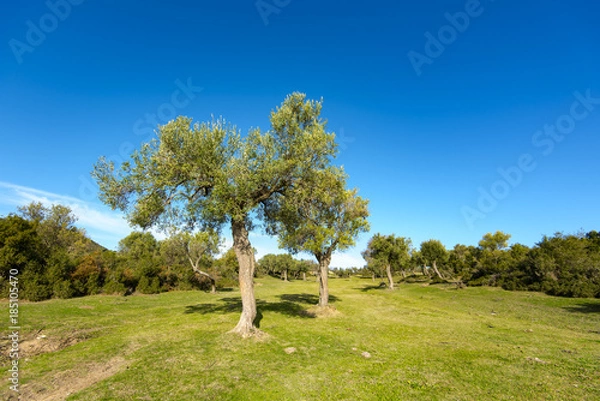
[
  {"x1": 118, "y1": 231, "x2": 161, "y2": 293},
  {"x1": 72, "y1": 251, "x2": 105, "y2": 296},
  {"x1": 409, "y1": 250, "x2": 428, "y2": 277},
  {"x1": 479, "y1": 231, "x2": 511, "y2": 251},
  {"x1": 420, "y1": 240, "x2": 448, "y2": 280},
  {"x1": 295, "y1": 259, "x2": 316, "y2": 281},
  {"x1": 267, "y1": 167, "x2": 370, "y2": 307},
  {"x1": 257, "y1": 253, "x2": 296, "y2": 281},
  {"x1": 169, "y1": 231, "x2": 221, "y2": 293},
  {"x1": 586, "y1": 230, "x2": 600, "y2": 252},
  {"x1": 0, "y1": 215, "x2": 46, "y2": 299},
  {"x1": 475, "y1": 231, "x2": 512, "y2": 284},
  {"x1": 448, "y1": 244, "x2": 478, "y2": 280},
  {"x1": 363, "y1": 234, "x2": 411, "y2": 290},
  {"x1": 18, "y1": 202, "x2": 82, "y2": 252},
  {"x1": 93, "y1": 93, "x2": 338, "y2": 336},
  {"x1": 529, "y1": 233, "x2": 600, "y2": 297},
  {"x1": 4, "y1": 203, "x2": 103, "y2": 300},
  {"x1": 213, "y1": 248, "x2": 240, "y2": 286}
]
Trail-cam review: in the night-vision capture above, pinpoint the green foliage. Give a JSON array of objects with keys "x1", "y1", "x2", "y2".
[
  {"x1": 257, "y1": 253, "x2": 297, "y2": 279},
  {"x1": 92, "y1": 93, "x2": 338, "y2": 234},
  {"x1": 52, "y1": 280, "x2": 76, "y2": 299},
  {"x1": 419, "y1": 239, "x2": 448, "y2": 267},
  {"x1": 137, "y1": 275, "x2": 161, "y2": 294},
  {"x1": 0, "y1": 203, "x2": 110, "y2": 300},
  {"x1": 102, "y1": 279, "x2": 127, "y2": 295},
  {"x1": 363, "y1": 234, "x2": 412, "y2": 272},
  {"x1": 20, "y1": 266, "x2": 52, "y2": 301},
  {"x1": 0, "y1": 215, "x2": 44, "y2": 278},
  {"x1": 478, "y1": 231, "x2": 511, "y2": 251},
  {"x1": 92, "y1": 93, "x2": 346, "y2": 331},
  {"x1": 6, "y1": 279, "x2": 600, "y2": 401},
  {"x1": 267, "y1": 168, "x2": 370, "y2": 260}
]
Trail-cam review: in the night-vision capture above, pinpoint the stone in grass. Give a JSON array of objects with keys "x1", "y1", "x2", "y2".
[
  {"x1": 284, "y1": 347, "x2": 297, "y2": 354},
  {"x1": 361, "y1": 351, "x2": 372, "y2": 359},
  {"x1": 526, "y1": 357, "x2": 549, "y2": 364}
]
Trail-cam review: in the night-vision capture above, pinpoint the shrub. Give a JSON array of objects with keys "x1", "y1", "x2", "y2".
[
  {"x1": 53, "y1": 280, "x2": 76, "y2": 299},
  {"x1": 137, "y1": 275, "x2": 161, "y2": 294}
]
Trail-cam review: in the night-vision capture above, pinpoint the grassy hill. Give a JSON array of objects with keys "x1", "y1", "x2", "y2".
[{"x1": 2, "y1": 277, "x2": 599, "y2": 400}]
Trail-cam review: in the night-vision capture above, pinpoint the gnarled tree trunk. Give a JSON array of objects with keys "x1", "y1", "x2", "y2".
[
  {"x1": 189, "y1": 262, "x2": 217, "y2": 294},
  {"x1": 194, "y1": 270, "x2": 216, "y2": 294},
  {"x1": 229, "y1": 218, "x2": 259, "y2": 337},
  {"x1": 386, "y1": 263, "x2": 394, "y2": 290},
  {"x1": 317, "y1": 253, "x2": 331, "y2": 307},
  {"x1": 432, "y1": 260, "x2": 444, "y2": 279}
]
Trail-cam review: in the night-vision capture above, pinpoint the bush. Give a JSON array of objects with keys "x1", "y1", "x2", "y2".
[
  {"x1": 137, "y1": 275, "x2": 161, "y2": 294},
  {"x1": 53, "y1": 280, "x2": 76, "y2": 299},
  {"x1": 103, "y1": 279, "x2": 127, "y2": 295},
  {"x1": 21, "y1": 271, "x2": 52, "y2": 301}
]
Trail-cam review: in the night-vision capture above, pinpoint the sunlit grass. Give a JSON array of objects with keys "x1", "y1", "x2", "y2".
[{"x1": 2, "y1": 276, "x2": 599, "y2": 400}]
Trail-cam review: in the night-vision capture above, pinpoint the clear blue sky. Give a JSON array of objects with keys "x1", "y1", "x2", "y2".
[{"x1": 1, "y1": 0, "x2": 599, "y2": 267}]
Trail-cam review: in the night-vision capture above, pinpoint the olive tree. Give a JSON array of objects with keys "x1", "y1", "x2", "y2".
[
  {"x1": 92, "y1": 93, "x2": 336, "y2": 337},
  {"x1": 167, "y1": 230, "x2": 221, "y2": 293},
  {"x1": 267, "y1": 168, "x2": 369, "y2": 307},
  {"x1": 420, "y1": 239, "x2": 448, "y2": 279},
  {"x1": 362, "y1": 234, "x2": 411, "y2": 290}
]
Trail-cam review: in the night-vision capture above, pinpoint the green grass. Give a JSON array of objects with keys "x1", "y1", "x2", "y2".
[{"x1": 2, "y1": 277, "x2": 599, "y2": 400}]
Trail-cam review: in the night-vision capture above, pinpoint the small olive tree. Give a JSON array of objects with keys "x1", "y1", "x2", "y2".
[
  {"x1": 363, "y1": 234, "x2": 411, "y2": 290},
  {"x1": 266, "y1": 168, "x2": 369, "y2": 307}
]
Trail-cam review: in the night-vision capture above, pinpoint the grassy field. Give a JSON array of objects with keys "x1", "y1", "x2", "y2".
[{"x1": 1, "y1": 276, "x2": 599, "y2": 400}]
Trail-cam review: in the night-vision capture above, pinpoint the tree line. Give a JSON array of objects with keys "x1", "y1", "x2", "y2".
[{"x1": 362, "y1": 230, "x2": 600, "y2": 298}]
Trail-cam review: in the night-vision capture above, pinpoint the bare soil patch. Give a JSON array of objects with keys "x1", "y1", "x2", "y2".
[
  {"x1": 18, "y1": 356, "x2": 127, "y2": 401},
  {"x1": 0, "y1": 329, "x2": 94, "y2": 363}
]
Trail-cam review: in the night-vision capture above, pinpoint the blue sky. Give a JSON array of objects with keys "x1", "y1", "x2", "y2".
[{"x1": 1, "y1": 0, "x2": 599, "y2": 267}]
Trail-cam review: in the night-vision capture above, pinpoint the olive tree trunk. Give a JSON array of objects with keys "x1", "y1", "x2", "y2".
[
  {"x1": 386, "y1": 263, "x2": 394, "y2": 290},
  {"x1": 317, "y1": 254, "x2": 332, "y2": 307},
  {"x1": 432, "y1": 260, "x2": 444, "y2": 279},
  {"x1": 229, "y1": 219, "x2": 259, "y2": 337}
]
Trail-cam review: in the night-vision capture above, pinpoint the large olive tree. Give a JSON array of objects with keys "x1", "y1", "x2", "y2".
[{"x1": 92, "y1": 93, "x2": 336, "y2": 337}]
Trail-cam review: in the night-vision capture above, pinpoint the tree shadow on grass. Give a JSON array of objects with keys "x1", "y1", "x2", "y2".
[
  {"x1": 184, "y1": 297, "x2": 316, "y2": 327},
  {"x1": 355, "y1": 283, "x2": 388, "y2": 292},
  {"x1": 278, "y1": 293, "x2": 340, "y2": 305},
  {"x1": 562, "y1": 302, "x2": 600, "y2": 314}
]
